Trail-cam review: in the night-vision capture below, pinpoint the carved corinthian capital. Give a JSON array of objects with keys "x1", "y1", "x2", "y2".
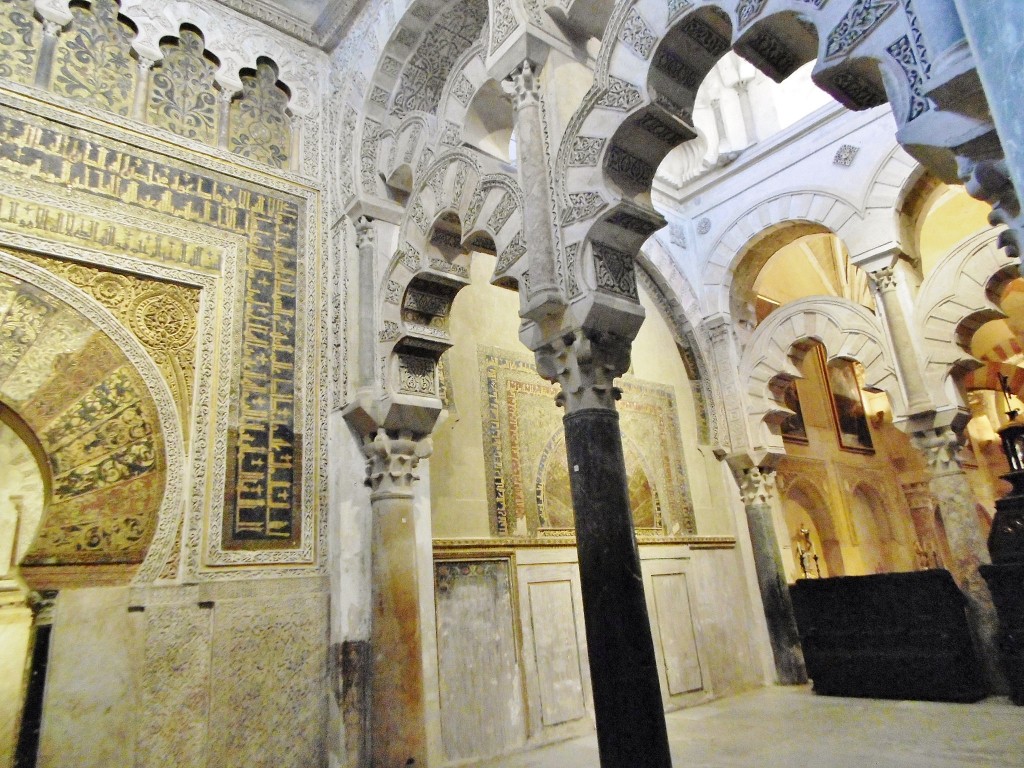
[
  {"x1": 957, "y1": 156, "x2": 1023, "y2": 259},
  {"x1": 507, "y1": 59, "x2": 540, "y2": 110},
  {"x1": 869, "y1": 265, "x2": 898, "y2": 293},
  {"x1": 355, "y1": 216, "x2": 375, "y2": 250},
  {"x1": 912, "y1": 427, "x2": 964, "y2": 474},
  {"x1": 362, "y1": 429, "x2": 433, "y2": 497},
  {"x1": 534, "y1": 329, "x2": 631, "y2": 413},
  {"x1": 738, "y1": 466, "x2": 776, "y2": 507}
]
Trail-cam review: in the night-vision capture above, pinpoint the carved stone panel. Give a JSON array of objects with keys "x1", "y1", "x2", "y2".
[
  {"x1": 528, "y1": 578, "x2": 587, "y2": 726},
  {"x1": 208, "y1": 592, "x2": 328, "y2": 767},
  {"x1": 650, "y1": 570, "x2": 703, "y2": 697},
  {"x1": 434, "y1": 559, "x2": 526, "y2": 761}
]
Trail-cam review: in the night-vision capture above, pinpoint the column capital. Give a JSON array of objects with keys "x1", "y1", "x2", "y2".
[
  {"x1": 912, "y1": 427, "x2": 964, "y2": 475},
  {"x1": 738, "y1": 466, "x2": 776, "y2": 507},
  {"x1": 362, "y1": 429, "x2": 432, "y2": 498},
  {"x1": 869, "y1": 265, "x2": 898, "y2": 293},
  {"x1": 41, "y1": 19, "x2": 63, "y2": 37},
  {"x1": 535, "y1": 329, "x2": 630, "y2": 413},
  {"x1": 355, "y1": 216, "x2": 375, "y2": 250},
  {"x1": 506, "y1": 59, "x2": 540, "y2": 110}
]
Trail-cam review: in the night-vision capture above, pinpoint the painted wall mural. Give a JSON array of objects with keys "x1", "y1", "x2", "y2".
[
  {"x1": 0, "y1": 270, "x2": 165, "y2": 568},
  {"x1": 480, "y1": 347, "x2": 696, "y2": 539},
  {"x1": 0, "y1": 91, "x2": 320, "y2": 574}
]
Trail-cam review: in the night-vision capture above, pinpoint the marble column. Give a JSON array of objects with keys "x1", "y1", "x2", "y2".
[
  {"x1": 868, "y1": 265, "x2": 933, "y2": 414},
  {"x1": 355, "y1": 217, "x2": 377, "y2": 391},
  {"x1": 216, "y1": 89, "x2": 235, "y2": 150},
  {"x1": 953, "y1": 1, "x2": 1024, "y2": 248},
  {"x1": 507, "y1": 60, "x2": 562, "y2": 320},
  {"x1": 34, "y1": 21, "x2": 63, "y2": 90},
  {"x1": 737, "y1": 466, "x2": 807, "y2": 685},
  {"x1": 536, "y1": 331, "x2": 671, "y2": 768},
  {"x1": 362, "y1": 429, "x2": 432, "y2": 768},
  {"x1": 912, "y1": 427, "x2": 1005, "y2": 691},
  {"x1": 131, "y1": 57, "x2": 156, "y2": 122}
]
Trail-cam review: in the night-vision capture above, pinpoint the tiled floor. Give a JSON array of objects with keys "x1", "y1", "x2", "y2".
[{"x1": 472, "y1": 686, "x2": 1024, "y2": 767}]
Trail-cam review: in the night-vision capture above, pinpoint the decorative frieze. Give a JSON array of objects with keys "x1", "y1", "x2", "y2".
[
  {"x1": 562, "y1": 191, "x2": 608, "y2": 223},
  {"x1": 593, "y1": 243, "x2": 639, "y2": 299},
  {"x1": 825, "y1": 0, "x2": 898, "y2": 60},
  {"x1": 619, "y1": 8, "x2": 656, "y2": 60},
  {"x1": 681, "y1": 16, "x2": 730, "y2": 58},
  {"x1": 607, "y1": 145, "x2": 655, "y2": 187},
  {"x1": 886, "y1": 35, "x2": 930, "y2": 121},
  {"x1": 653, "y1": 48, "x2": 703, "y2": 90},
  {"x1": 568, "y1": 136, "x2": 606, "y2": 166},
  {"x1": 596, "y1": 77, "x2": 643, "y2": 111}
]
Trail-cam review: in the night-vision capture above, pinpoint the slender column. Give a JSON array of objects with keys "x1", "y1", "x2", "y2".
[
  {"x1": 736, "y1": 466, "x2": 808, "y2": 684},
  {"x1": 34, "y1": 20, "x2": 62, "y2": 90},
  {"x1": 535, "y1": 330, "x2": 671, "y2": 768},
  {"x1": 363, "y1": 429, "x2": 432, "y2": 768},
  {"x1": 868, "y1": 265, "x2": 933, "y2": 413},
  {"x1": 355, "y1": 217, "x2": 376, "y2": 390},
  {"x1": 131, "y1": 57, "x2": 156, "y2": 122},
  {"x1": 507, "y1": 61, "x2": 562, "y2": 320},
  {"x1": 912, "y1": 428, "x2": 1005, "y2": 691},
  {"x1": 217, "y1": 89, "x2": 235, "y2": 149}
]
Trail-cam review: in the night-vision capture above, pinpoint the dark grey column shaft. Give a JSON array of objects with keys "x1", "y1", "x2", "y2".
[
  {"x1": 564, "y1": 407, "x2": 671, "y2": 768},
  {"x1": 743, "y1": 497, "x2": 807, "y2": 684}
]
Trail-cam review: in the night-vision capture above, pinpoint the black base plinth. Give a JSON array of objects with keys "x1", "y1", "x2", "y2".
[
  {"x1": 980, "y1": 562, "x2": 1024, "y2": 705},
  {"x1": 564, "y1": 408, "x2": 671, "y2": 768},
  {"x1": 790, "y1": 570, "x2": 986, "y2": 702}
]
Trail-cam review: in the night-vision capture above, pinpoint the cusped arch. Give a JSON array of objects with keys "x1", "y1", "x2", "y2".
[
  {"x1": 0, "y1": 252, "x2": 184, "y2": 589},
  {"x1": 552, "y1": 0, "x2": 952, "y2": 335},
  {"x1": 376, "y1": 152, "x2": 527, "y2": 401},
  {"x1": 914, "y1": 227, "x2": 1016, "y2": 395},
  {"x1": 739, "y1": 296, "x2": 901, "y2": 456}
]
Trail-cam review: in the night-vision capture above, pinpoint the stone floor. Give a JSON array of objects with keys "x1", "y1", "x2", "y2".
[{"x1": 471, "y1": 686, "x2": 1024, "y2": 768}]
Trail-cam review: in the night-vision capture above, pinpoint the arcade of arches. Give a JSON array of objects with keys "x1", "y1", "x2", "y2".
[{"x1": 0, "y1": 0, "x2": 1022, "y2": 766}]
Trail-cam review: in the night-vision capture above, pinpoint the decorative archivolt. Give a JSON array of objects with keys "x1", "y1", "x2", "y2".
[
  {"x1": 34, "y1": 0, "x2": 326, "y2": 114},
  {"x1": 913, "y1": 227, "x2": 1017, "y2": 392},
  {"x1": 552, "y1": 0, "x2": 962, "y2": 315},
  {"x1": 358, "y1": 29, "x2": 498, "y2": 200},
  {"x1": 739, "y1": 296, "x2": 902, "y2": 458}
]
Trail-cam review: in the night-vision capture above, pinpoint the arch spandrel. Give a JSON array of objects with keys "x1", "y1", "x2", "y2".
[{"x1": 0, "y1": 255, "x2": 184, "y2": 588}]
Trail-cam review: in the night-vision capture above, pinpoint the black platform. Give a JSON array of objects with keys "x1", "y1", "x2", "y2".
[{"x1": 790, "y1": 570, "x2": 986, "y2": 702}]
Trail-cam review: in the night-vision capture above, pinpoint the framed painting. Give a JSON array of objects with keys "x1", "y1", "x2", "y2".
[
  {"x1": 779, "y1": 377, "x2": 808, "y2": 444},
  {"x1": 825, "y1": 357, "x2": 874, "y2": 453}
]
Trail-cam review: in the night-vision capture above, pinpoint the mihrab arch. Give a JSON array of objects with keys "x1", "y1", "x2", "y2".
[{"x1": 0, "y1": 251, "x2": 184, "y2": 589}]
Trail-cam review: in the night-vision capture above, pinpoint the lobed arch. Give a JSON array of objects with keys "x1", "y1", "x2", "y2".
[
  {"x1": 0, "y1": 252, "x2": 185, "y2": 589},
  {"x1": 739, "y1": 296, "x2": 902, "y2": 458},
  {"x1": 36, "y1": 0, "x2": 323, "y2": 114},
  {"x1": 554, "y1": 0, "x2": 964, "y2": 321},
  {"x1": 376, "y1": 150, "x2": 527, "y2": 398},
  {"x1": 913, "y1": 227, "x2": 1018, "y2": 399}
]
